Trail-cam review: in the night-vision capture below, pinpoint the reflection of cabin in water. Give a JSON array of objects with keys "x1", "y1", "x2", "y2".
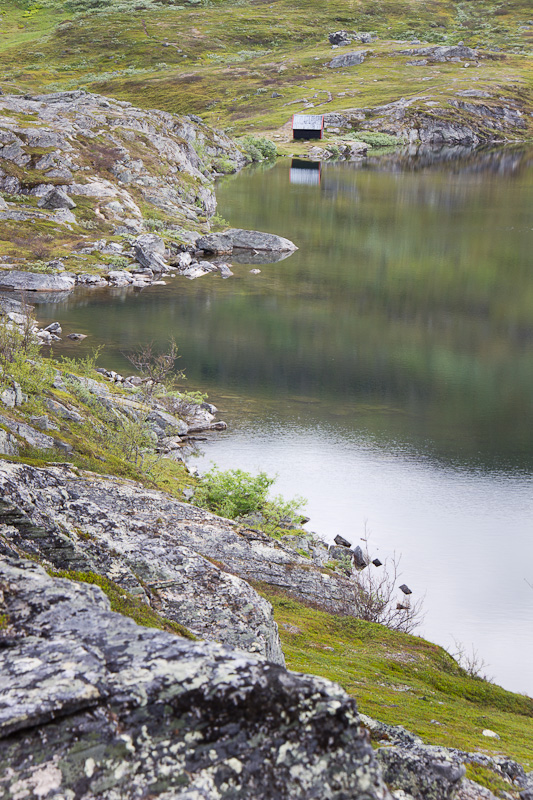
[
  {"x1": 292, "y1": 114, "x2": 324, "y2": 140},
  {"x1": 290, "y1": 159, "x2": 321, "y2": 186}
]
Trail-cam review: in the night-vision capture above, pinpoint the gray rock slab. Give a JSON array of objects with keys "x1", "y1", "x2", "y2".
[
  {"x1": 44, "y1": 397, "x2": 84, "y2": 423},
  {"x1": 147, "y1": 408, "x2": 188, "y2": 437},
  {"x1": 37, "y1": 187, "x2": 76, "y2": 210},
  {"x1": 0, "y1": 559, "x2": 391, "y2": 799},
  {"x1": 224, "y1": 228, "x2": 298, "y2": 252},
  {"x1": 0, "y1": 427, "x2": 18, "y2": 455},
  {"x1": 0, "y1": 461, "x2": 363, "y2": 649},
  {"x1": 397, "y1": 45, "x2": 478, "y2": 62},
  {"x1": 196, "y1": 233, "x2": 233, "y2": 254},
  {"x1": 0, "y1": 413, "x2": 57, "y2": 449},
  {"x1": 328, "y1": 50, "x2": 368, "y2": 68},
  {"x1": 0, "y1": 271, "x2": 76, "y2": 292}
]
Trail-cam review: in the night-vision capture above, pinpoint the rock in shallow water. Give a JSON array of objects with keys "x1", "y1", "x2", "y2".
[
  {"x1": 224, "y1": 228, "x2": 298, "y2": 253},
  {"x1": 0, "y1": 271, "x2": 77, "y2": 292}
]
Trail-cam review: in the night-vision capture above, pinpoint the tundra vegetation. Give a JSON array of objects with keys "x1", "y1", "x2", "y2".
[{"x1": 0, "y1": 0, "x2": 531, "y2": 142}]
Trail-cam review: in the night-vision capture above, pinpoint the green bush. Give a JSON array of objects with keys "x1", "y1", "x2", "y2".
[
  {"x1": 194, "y1": 466, "x2": 274, "y2": 518},
  {"x1": 194, "y1": 466, "x2": 306, "y2": 534},
  {"x1": 239, "y1": 136, "x2": 278, "y2": 163},
  {"x1": 347, "y1": 131, "x2": 402, "y2": 148}
]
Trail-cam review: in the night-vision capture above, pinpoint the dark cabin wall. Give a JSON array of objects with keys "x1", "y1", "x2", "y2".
[{"x1": 293, "y1": 129, "x2": 322, "y2": 140}]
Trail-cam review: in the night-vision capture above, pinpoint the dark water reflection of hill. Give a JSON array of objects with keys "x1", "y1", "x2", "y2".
[{"x1": 34, "y1": 146, "x2": 533, "y2": 472}]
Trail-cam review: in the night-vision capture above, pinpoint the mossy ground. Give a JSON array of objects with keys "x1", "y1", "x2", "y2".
[
  {"x1": 49, "y1": 568, "x2": 197, "y2": 638},
  {"x1": 257, "y1": 585, "x2": 533, "y2": 774}
]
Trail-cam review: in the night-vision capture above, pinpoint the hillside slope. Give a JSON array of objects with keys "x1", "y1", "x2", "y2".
[{"x1": 0, "y1": 0, "x2": 532, "y2": 143}]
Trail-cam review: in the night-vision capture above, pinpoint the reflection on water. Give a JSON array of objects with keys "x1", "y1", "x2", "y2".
[
  {"x1": 290, "y1": 159, "x2": 322, "y2": 186},
  {"x1": 33, "y1": 147, "x2": 533, "y2": 694}
]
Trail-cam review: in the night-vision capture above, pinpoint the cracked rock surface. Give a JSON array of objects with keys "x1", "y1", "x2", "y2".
[
  {"x1": 0, "y1": 559, "x2": 391, "y2": 800},
  {"x1": 0, "y1": 461, "x2": 359, "y2": 644}
]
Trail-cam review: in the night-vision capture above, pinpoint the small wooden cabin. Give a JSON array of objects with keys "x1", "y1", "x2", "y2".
[{"x1": 292, "y1": 114, "x2": 324, "y2": 140}]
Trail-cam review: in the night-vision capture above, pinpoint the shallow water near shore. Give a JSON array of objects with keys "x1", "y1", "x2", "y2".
[{"x1": 35, "y1": 146, "x2": 533, "y2": 695}]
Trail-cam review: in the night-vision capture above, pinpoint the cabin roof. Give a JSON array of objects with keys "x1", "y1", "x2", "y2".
[{"x1": 292, "y1": 114, "x2": 324, "y2": 130}]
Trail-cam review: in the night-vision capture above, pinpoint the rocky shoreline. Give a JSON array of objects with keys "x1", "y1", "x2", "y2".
[
  {"x1": 2, "y1": 89, "x2": 533, "y2": 799},
  {"x1": 1, "y1": 323, "x2": 533, "y2": 797}
]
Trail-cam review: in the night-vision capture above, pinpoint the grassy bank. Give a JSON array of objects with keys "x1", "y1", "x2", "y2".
[{"x1": 258, "y1": 586, "x2": 533, "y2": 778}]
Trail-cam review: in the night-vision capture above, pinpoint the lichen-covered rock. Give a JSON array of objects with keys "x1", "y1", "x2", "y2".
[
  {"x1": 377, "y1": 746, "x2": 466, "y2": 800},
  {"x1": 224, "y1": 229, "x2": 298, "y2": 252},
  {"x1": 37, "y1": 187, "x2": 76, "y2": 210},
  {"x1": 0, "y1": 461, "x2": 360, "y2": 630},
  {"x1": 323, "y1": 91, "x2": 531, "y2": 146},
  {"x1": 196, "y1": 232, "x2": 234, "y2": 254},
  {"x1": 396, "y1": 45, "x2": 478, "y2": 62},
  {"x1": 328, "y1": 50, "x2": 369, "y2": 68},
  {"x1": 0, "y1": 91, "x2": 248, "y2": 270},
  {"x1": 0, "y1": 462, "x2": 285, "y2": 665},
  {"x1": 0, "y1": 559, "x2": 391, "y2": 800}
]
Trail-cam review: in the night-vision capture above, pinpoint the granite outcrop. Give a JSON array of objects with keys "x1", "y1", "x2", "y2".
[{"x1": 0, "y1": 558, "x2": 391, "y2": 800}]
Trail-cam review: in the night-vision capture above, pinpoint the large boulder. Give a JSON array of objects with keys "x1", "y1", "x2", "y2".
[
  {"x1": 0, "y1": 271, "x2": 76, "y2": 292},
  {"x1": 37, "y1": 187, "x2": 76, "y2": 210},
  {"x1": 329, "y1": 30, "x2": 352, "y2": 45},
  {"x1": 134, "y1": 233, "x2": 169, "y2": 273},
  {"x1": 328, "y1": 50, "x2": 369, "y2": 68},
  {"x1": 196, "y1": 232, "x2": 234, "y2": 254},
  {"x1": 377, "y1": 745, "x2": 466, "y2": 799},
  {"x1": 0, "y1": 559, "x2": 392, "y2": 800},
  {"x1": 224, "y1": 229, "x2": 298, "y2": 252}
]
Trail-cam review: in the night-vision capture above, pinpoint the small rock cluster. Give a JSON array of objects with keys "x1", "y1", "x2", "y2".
[{"x1": 329, "y1": 30, "x2": 377, "y2": 45}]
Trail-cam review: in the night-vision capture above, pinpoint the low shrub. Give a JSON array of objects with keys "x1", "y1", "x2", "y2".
[
  {"x1": 347, "y1": 131, "x2": 402, "y2": 148},
  {"x1": 239, "y1": 136, "x2": 278, "y2": 163},
  {"x1": 194, "y1": 465, "x2": 306, "y2": 533}
]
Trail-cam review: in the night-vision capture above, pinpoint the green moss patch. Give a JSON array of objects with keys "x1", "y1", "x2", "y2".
[{"x1": 49, "y1": 568, "x2": 197, "y2": 639}]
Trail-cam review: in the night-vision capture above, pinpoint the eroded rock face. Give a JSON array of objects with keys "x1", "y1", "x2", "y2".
[
  {"x1": 0, "y1": 559, "x2": 391, "y2": 800},
  {"x1": 323, "y1": 90, "x2": 531, "y2": 146},
  {"x1": 0, "y1": 461, "x2": 361, "y2": 643},
  {"x1": 0, "y1": 462, "x2": 285, "y2": 665},
  {"x1": 0, "y1": 91, "x2": 247, "y2": 257}
]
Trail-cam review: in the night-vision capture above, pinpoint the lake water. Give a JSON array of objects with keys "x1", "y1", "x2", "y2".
[{"x1": 35, "y1": 146, "x2": 533, "y2": 695}]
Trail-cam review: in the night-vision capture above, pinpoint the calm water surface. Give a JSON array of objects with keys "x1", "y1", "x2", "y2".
[{"x1": 36, "y1": 147, "x2": 533, "y2": 694}]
